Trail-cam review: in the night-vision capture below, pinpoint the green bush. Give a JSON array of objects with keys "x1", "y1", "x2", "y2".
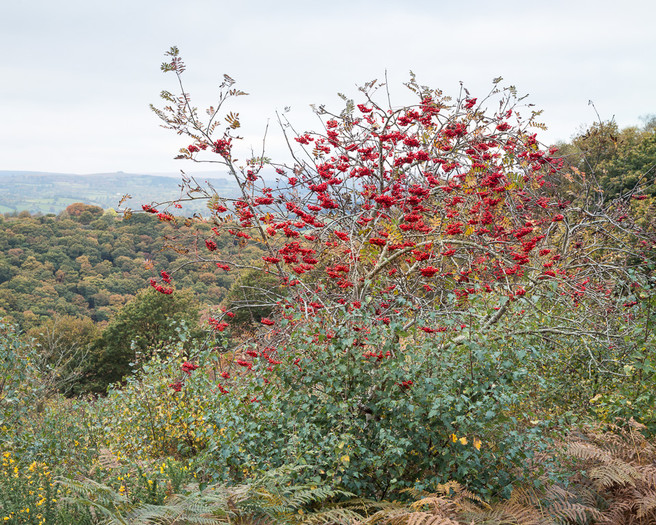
[
  {"x1": 96, "y1": 337, "x2": 221, "y2": 460},
  {"x1": 197, "y1": 300, "x2": 551, "y2": 499},
  {"x1": 78, "y1": 288, "x2": 203, "y2": 393}
]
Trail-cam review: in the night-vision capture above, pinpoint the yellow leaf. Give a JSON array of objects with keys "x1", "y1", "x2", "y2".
[
  {"x1": 473, "y1": 438, "x2": 481, "y2": 450},
  {"x1": 459, "y1": 437, "x2": 468, "y2": 445},
  {"x1": 451, "y1": 434, "x2": 457, "y2": 443},
  {"x1": 340, "y1": 455, "x2": 350, "y2": 465}
]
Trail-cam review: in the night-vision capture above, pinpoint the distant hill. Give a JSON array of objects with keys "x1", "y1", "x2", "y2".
[{"x1": 0, "y1": 171, "x2": 239, "y2": 215}]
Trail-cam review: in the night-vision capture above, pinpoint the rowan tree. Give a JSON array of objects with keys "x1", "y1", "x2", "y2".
[
  {"x1": 140, "y1": 47, "x2": 656, "y2": 495},
  {"x1": 145, "y1": 48, "x2": 650, "y2": 351}
]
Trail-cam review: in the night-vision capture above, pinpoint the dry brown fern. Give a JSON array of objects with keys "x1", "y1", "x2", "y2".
[
  {"x1": 358, "y1": 483, "x2": 479, "y2": 525},
  {"x1": 362, "y1": 508, "x2": 459, "y2": 525},
  {"x1": 636, "y1": 490, "x2": 656, "y2": 519},
  {"x1": 460, "y1": 488, "x2": 556, "y2": 525},
  {"x1": 482, "y1": 496, "x2": 555, "y2": 525},
  {"x1": 546, "y1": 500, "x2": 605, "y2": 524},
  {"x1": 555, "y1": 419, "x2": 656, "y2": 524},
  {"x1": 359, "y1": 482, "x2": 554, "y2": 525},
  {"x1": 98, "y1": 447, "x2": 120, "y2": 470},
  {"x1": 432, "y1": 481, "x2": 489, "y2": 512}
]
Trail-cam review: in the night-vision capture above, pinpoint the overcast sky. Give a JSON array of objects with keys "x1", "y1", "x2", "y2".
[{"x1": 1, "y1": 0, "x2": 654, "y2": 176}]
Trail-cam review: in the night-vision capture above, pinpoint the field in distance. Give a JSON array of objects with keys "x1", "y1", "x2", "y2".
[{"x1": 0, "y1": 170, "x2": 238, "y2": 215}]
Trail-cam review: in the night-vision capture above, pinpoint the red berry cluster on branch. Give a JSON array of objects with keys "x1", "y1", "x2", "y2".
[{"x1": 147, "y1": 54, "x2": 652, "y2": 404}]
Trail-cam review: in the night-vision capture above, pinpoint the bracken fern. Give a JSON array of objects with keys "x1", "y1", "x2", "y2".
[{"x1": 60, "y1": 465, "x2": 365, "y2": 524}]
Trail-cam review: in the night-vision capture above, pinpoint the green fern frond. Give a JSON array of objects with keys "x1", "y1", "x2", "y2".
[
  {"x1": 61, "y1": 470, "x2": 343, "y2": 525},
  {"x1": 59, "y1": 477, "x2": 134, "y2": 524}
]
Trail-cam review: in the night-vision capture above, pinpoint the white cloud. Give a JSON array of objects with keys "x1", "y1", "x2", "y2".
[{"x1": 1, "y1": 0, "x2": 654, "y2": 173}]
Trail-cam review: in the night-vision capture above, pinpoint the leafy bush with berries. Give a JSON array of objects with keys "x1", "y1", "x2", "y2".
[{"x1": 136, "y1": 47, "x2": 656, "y2": 498}]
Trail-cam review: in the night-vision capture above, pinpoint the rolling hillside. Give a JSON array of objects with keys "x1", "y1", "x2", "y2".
[{"x1": 0, "y1": 170, "x2": 238, "y2": 215}]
